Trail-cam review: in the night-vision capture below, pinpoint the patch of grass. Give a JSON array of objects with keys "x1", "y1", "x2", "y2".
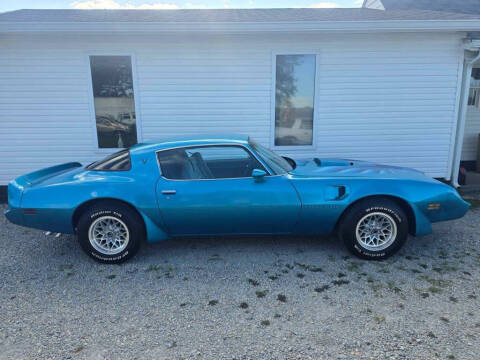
[
  {"x1": 410, "y1": 268, "x2": 422, "y2": 274},
  {"x1": 260, "y1": 320, "x2": 270, "y2": 326},
  {"x1": 332, "y1": 279, "x2": 350, "y2": 286},
  {"x1": 314, "y1": 285, "x2": 329, "y2": 293},
  {"x1": 255, "y1": 290, "x2": 268, "y2": 298},
  {"x1": 106, "y1": 274, "x2": 116, "y2": 280},
  {"x1": 328, "y1": 255, "x2": 336, "y2": 262},
  {"x1": 419, "y1": 263, "x2": 429, "y2": 269},
  {"x1": 58, "y1": 264, "x2": 73, "y2": 272},
  {"x1": 428, "y1": 286, "x2": 442, "y2": 294},
  {"x1": 285, "y1": 263, "x2": 294, "y2": 270},
  {"x1": 72, "y1": 345, "x2": 84, "y2": 353},
  {"x1": 346, "y1": 262, "x2": 364, "y2": 273},
  {"x1": 447, "y1": 355, "x2": 456, "y2": 360},
  {"x1": 421, "y1": 292, "x2": 430, "y2": 298},
  {"x1": 273, "y1": 313, "x2": 281, "y2": 318},
  {"x1": 294, "y1": 262, "x2": 323, "y2": 272},
  {"x1": 208, "y1": 254, "x2": 222, "y2": 262},
  {"x1": 337, "y1": 272, "x2": 346, "y2": 278},
  {"x1": 247, "y1": 278, "x2": 259, "y2": 286},
  {"x1": 296, "y1": 273, "x2": 305, "y2": 279},
  {"x1": 277, "y1": 294, "x2": 287, "y2": 303},
  {"x1": 387, "y1": 281, "x2": 402, "y2": 294},
  {"x1": 449, "y1": 296, "x2": 458, "y2": 303},
  {"x1": 146, "y1": 265, "x2": 162, "y2": 272},
  {"x1": 281, "y1": 269, "x2": 289, "y2": 274},
  {"x1": 367, "y1": 277, "x2": 375, "y2": 283},
  {"x1": 268, "y1": 275, "x2": 279, "y2": 281},
  {"x1": 427, "y1": 331, "x2": 436, "y2": 338},
  {"x1": 374, "y1": 315, "x2": 385, "y2": 323},
  {"x1": 239, "y1": 302, "x2": 248, "y2": 309},
  {"x1": 208, "y1": 300, "x2": 218, "y2": 306},
  {"x1": 66, "y1": 272, "x2": 74, "y2": 277}
]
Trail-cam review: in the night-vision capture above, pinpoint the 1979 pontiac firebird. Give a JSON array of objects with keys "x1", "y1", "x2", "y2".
[{"x1": 5, "y1": 135, "x2": 470, "y2": 263}]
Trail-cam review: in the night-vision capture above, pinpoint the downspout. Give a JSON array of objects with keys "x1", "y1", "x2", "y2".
[{"x1": 451, "y1": 49, "x2": 480, "y2": 188}]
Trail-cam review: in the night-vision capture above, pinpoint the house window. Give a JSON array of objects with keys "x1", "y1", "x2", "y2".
[
  {"x1": 274, "y1": 54, "x2": 316, "y2": 146},
  {"x1": 89, "y1": 56, "x2": 138, "y2": 148},
  {"x1": 468, "y1": 68, "x2": 480, "y2": 107}
]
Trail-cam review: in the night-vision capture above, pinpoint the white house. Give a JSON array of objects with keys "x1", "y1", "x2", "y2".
[
  {"x1": 1, "y1": 8, "x2": 480, "y2": 201},
  {"x1": 363, "y1": 0, "x2": 480, "y2": 175}
]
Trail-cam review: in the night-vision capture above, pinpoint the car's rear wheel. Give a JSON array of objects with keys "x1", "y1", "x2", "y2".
[
  {"x1": 339, "y1": 198, "x2": 408, "y2": 260},
  {"x1": 76, "y1": 201, "x2": 144, "y2": 263}
]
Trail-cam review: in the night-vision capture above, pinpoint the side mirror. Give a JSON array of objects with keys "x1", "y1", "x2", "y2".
[{"x1": 252, "y1": 169, "x2": 267, "y2": 179}]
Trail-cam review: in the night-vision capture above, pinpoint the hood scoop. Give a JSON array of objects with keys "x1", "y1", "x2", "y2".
[{"x1": 313, "y1": 158, "x2": 354, "y2": 167}]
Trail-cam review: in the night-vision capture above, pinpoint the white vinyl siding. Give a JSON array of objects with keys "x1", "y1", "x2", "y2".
[{"x1": 0, "y1": 32, "x2": 464, "y2": 184}]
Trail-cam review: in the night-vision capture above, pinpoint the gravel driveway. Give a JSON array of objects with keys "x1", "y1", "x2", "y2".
[{"x1": 0, "y1": 200, "x2": 479, "y2": 360}]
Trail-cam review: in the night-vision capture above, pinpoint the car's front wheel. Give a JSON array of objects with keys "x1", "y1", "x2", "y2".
[
  {"x1": 339, "y1": 198, "x2": 408, "y2": 260},
  {"x1": 76, "y1": 201, "x2": 144, "y2": 263}
]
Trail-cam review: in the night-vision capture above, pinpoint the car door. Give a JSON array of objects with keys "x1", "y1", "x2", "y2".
[{"x1": 155, "y1": 144, "x2": 301, "y2": 236}]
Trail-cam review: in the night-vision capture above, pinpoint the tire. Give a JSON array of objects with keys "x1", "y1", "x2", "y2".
[
  {"x1": 339, "y1": 198, "x2": 408, "y2": 260},
  {"x1": 76, "y1": 201, "x2": 144, "y2": 264}
]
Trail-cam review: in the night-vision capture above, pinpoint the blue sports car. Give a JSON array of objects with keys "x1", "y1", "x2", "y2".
[{"x1": 5, "y1": 135, "x2": 470, "y2": 263}]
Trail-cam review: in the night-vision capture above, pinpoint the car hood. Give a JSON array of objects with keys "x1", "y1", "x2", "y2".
[{"x1": 289, "y1": 158, "x2": 430, "y2": 180}]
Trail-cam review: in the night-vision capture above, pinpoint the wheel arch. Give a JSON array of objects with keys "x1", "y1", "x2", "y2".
[
  {"x1": 335, "y1": 195, "x2": 416, "y2": 235},
  {"x1": 72, "y1": 197, "x2": 146, "y2": 235}
]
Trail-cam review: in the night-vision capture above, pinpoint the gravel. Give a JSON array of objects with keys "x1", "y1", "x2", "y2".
[{"x1": 0, "y1": 200, "x2": 479, "y2": 360}]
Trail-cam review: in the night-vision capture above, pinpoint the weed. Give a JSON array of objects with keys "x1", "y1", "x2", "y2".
[
  {"x1": 374, "y1": 315, "x2": 385, "y2": 323},
  {"x1": 277, "y1": 294, "x2": 287, "y2": 303},
  {"x1": 427, "y1": 331, "x2": 436, "y2": 338},
  {"x1": 208, "y1": 300, "x2": 218, "y2": 306},
  {"x1": 260, "y1": 320, "x2": 270, "y2": 326},
  {"x1": 421, "y1": 292, "x2": 430, "y2": 298},
  {"x1": 296, "y1": 273, "x2": 305, "y2": 279},
  {"x1": 268, "y1": 275, "x2": 279, "y2": 281},
  {"x1": 274, "y1": 313, "x2": 281, "y2": 318},
  {"x1": 146, "y1": 265, "x2": 162, "y2": 272},
  {"x1": 449, "y1": 296, "x2": 458, "y2": 303},
  {"x1": 255, "y1": 290, "x2": 268, "y2": 298},
  {"x1": 106, "y1": 274, "x2": 116, "y2": 280},
  {"x1": 58, "y1": 264, "x2": 73, "y2": 272},
  {"x1": 332, "y1": 279, "x2": 350, "y2": 286},
  {"x1": 337, "y1": 272, "x2": 346, "y2": 278},
  {"x1": 239, "y1": 302, "x2": 248, "y2": 309},
  {"x1": 247, "y1": 278, "x2": 259, "y2": 286},
  {"x1": 314, "y1": 285, "x2": 329, "y2": 293},
  {"x1": 72, "y1": 345, "x2": 84, "y2": 353}
]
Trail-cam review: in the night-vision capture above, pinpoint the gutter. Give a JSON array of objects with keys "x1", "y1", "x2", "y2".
[
  {"x1": 1, "y1": 19, "x2": 480, "y2": 33},
  {"x1": 451, "y1": 46, "x2": 480, "y2": 188}
]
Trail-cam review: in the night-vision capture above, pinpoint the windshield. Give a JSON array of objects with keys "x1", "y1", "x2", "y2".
[{"x1": 250, "y1": 141, "x2": 293, "y2": 175}]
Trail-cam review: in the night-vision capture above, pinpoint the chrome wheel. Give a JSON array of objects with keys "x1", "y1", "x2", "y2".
[
  {"x1": 355, "y1": 212, "x2": 397, "y2": 251},
  {"x1": 88, "y1": 216, "x2": 129, "y2": 255}
]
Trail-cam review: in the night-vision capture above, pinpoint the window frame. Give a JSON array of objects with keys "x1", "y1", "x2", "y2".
[
  {"x1": 270, "y1": 51, "x2": 320, "y2": 150},
  {"x1": 86, "y1": 52, "x2": 142, "y2": 153},
  {"x1": 469, "y1": 66, "x2": 480, "y2": 108},
  {"x1": 156, "y1": 144, "x2": 272, "y2": 181}
]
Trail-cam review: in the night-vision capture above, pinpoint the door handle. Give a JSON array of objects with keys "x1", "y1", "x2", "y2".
[{"x1": 161, "y1": 190, "x2": 177, "y2": 195}]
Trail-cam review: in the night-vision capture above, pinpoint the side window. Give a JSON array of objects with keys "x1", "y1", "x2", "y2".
[
  {"x1": 86, "y1": 150, "x2": 131, "y2": 171},
  {"x1": 157, "y1": 146, "x2": 264, "y2": 180}
]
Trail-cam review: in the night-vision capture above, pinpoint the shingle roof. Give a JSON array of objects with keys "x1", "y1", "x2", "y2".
[
  {"x1": 0, "y1": 8, "x2": 479, "y2": 23},
  {"x1": 371, "y1": 0, "x2": 480, "y2": 15}
]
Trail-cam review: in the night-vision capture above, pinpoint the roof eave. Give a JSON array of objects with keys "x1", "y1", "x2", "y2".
[{"x1": 1, "y1": 20, "x2": 480, "y2": 33}]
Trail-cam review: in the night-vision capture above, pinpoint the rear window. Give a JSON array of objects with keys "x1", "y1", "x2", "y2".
[{"x1": 86, "y1": 150, "x2": 131, "y2": 171}]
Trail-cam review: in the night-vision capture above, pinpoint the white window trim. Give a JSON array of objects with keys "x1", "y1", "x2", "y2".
[
  {"x1": 86, "y1": 52, "x2": 142, "y2": 153},
  {"x1": 270, "y1": 51, "x2": 320, "y2": 151}
]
